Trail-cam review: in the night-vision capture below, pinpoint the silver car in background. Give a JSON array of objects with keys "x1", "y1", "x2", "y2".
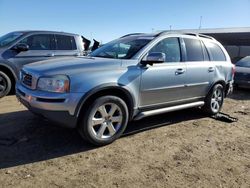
[{"x1": 16, "y1": 31, "x2": 234, "y2": 146}]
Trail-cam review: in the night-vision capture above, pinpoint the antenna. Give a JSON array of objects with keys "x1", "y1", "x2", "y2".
[{"x1": 199, "y1": 16, "x2": 203, "y2": 29}]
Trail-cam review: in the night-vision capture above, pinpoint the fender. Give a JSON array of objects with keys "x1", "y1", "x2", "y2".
[{"x1": 75, "y1": 83, "x2": 136, "y2": 118}]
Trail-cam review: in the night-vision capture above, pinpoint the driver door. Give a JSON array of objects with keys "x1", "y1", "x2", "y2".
[
  {"x1": 8, "y1": 34, "x2": 56, "y2": 72},
  {"x1": 139, "y1": 37, "x2": 187, "y2": 108}
]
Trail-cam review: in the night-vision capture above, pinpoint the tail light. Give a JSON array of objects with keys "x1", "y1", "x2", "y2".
[{"x1": 232, "y1": 65, "x2": 236, "y2": 77}]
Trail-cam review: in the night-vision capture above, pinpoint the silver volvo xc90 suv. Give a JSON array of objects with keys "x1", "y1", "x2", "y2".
[{"x1": 16, "y1": 31, "x2": 234, "y2": 145}]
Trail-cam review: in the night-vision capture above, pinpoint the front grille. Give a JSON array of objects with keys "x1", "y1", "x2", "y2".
[{"x1": 22, "y1": 72, "x2": 33, "y2": 87}]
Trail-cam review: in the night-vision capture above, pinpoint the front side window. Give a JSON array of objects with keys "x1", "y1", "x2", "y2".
[
  {"x1": 90, "y1": 36, "x2": 152, "y2": 59},
  {"x1": 0, "y1": 32, "x2": 24, "y2": 47},
  {"x1": 19, "y1": 34, "x2": 55, "y2": 50},
  {"x1": 204, "y1": 41, "x2": 226, "y2": 61},
  {"x1": 183, "y1": 38, "x2": 204, "y2": 61},
  {"x1": 56, "y1": 35, "x2": 77, "y2": 50},
  {"x1": 149, "y1": 37, "x2": 181, "y2": 62}
]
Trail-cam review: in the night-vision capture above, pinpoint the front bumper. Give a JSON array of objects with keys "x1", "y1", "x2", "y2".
[{"x1": 16, "y1": 82, "x2": 84, "y2": 128}]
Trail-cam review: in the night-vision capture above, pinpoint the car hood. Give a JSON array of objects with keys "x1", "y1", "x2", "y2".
[{"x1": 23, "y1": 56, "x2": 122, "y2": 76}]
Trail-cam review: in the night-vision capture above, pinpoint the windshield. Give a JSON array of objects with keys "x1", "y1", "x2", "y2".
[
  {"x1": 90, "y1": 36, "x2": 153, "y2": 59},
  {"x1": 0, "y1": 32, "x2": 24, "y2": 47},
  {"x1": 236, "y1": 57, "x2": 250, "y2": 67}
]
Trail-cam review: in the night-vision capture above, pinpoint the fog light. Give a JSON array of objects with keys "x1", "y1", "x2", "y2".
[{"x1": 27, "y1": 95, "x2": 32, "y2": 102}]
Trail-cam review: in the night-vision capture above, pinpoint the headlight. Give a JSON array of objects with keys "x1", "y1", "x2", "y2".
[{"x1": 37, "y1": 75, "x2": 70, "y2": 93}]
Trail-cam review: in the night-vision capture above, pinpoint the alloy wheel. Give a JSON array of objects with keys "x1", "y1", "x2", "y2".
[
  {"x1": 0, "y1": 75, "x2": 7, "y2": 93},
  {"x1": 211, "y1": 88, "x2": 223, "y2": 112},
  {"x1": 89, "y1": 103, "x2": 123, "y2": 139}
]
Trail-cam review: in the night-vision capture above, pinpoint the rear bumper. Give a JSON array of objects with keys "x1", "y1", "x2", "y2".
[{"x1": 16, "y1": 82, "x2": 83, "y2": 128}]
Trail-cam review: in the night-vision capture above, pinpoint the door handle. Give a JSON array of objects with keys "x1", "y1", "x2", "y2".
[
  {"x1": 175, "y1": 68, "x2": 185, "y2": 75},
  {"x1": 208, "y1": 67, "x2": 215, "y2": 72},
  {"x1": 46, "y1": 53, "x2": 55, "y2": 57}
]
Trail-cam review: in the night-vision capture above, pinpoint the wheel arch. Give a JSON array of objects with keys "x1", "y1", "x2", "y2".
[
  {"x1": 75, "y1": 84, "x2": 136, "y2": 124},
  {"x1": 207, "y1": 80, "x2": 226, "y2": 97}
]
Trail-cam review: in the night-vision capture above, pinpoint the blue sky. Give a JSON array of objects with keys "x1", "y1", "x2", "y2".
[{"x1": 0, "y1": 0, "x2": 250, "y2": 43}]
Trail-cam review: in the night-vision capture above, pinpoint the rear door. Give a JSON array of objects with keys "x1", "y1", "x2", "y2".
[
  {"x1": 182, "y1": 36, "x2": 213, "y2": 98},
  {"x1": 53, "y1": 35, "x2": 80, "y2": 57},
  {"x1": 139, "y1": 37, "x2": 187, "y2": 108}
]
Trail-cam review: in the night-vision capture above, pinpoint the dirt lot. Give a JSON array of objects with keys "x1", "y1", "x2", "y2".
[{"x1": 0, "y1": 89, "x2": 249, "y2": 188}]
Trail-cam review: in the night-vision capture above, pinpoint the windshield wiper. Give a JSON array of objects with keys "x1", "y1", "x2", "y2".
[{"x1": 94, "y1": 55, "x2": 116, "y2": 59}]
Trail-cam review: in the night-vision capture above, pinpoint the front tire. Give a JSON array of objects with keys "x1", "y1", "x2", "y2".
[
  {"x1": 203, "y1": 84, "x2": 224, "y2": 115},
  {"x1": 0, "y1": 71, "x2": 11, "y2": 98},
  {"x1": 78, "y1": 96, "x2": 129, "y2": 146}
]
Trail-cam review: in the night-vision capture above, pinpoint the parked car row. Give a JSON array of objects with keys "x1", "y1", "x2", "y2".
[
  {"x1": 0, "y1": 30, "x2": 99, "y2": 98},
  {"x1": 15, "y1": 31, "x2": 235, "y2": 145}
]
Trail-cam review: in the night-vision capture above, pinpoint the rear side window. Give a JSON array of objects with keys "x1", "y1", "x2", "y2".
[
  {"x1": 19, "y1": 34, "x2": 55, "y2": 50},
  {"x1": 149, "y1": 37, "x2": 181, "y2": 62},
  {"x1": 55, "y1": 35, "x2": 77, "y2": 50},
  {"x1": 204, "y1": 41, "x2": 226, "y2": 61},
  {"x1": 183, "y1": 38, "x2": 204, "y2": 61}
]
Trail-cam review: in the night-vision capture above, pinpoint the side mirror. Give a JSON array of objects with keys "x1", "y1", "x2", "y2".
[
  {"x1": 141, "y1": 52, "x2": 165, "y2": 65},
  {"x1": 12, "y1": 43, "x2": 29, "y2": 52}
]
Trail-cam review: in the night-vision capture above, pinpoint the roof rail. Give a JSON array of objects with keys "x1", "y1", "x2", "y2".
[
  {"x1": 120, "y1": 33, "x2": 145, "y2": 38},
  {"x1": 156, "y1": 30, "x2": 215, "y2": 40},
  {"x1": 197, "y1": 33, "x2": 215, "y2": 40},
  {"x1": 155, "y1": 31, "x2": 172, "y2": 36}
]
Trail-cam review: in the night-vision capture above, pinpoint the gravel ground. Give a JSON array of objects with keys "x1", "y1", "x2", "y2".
[{"x1": 0, "y1": 89, "x2": 249, "y2": 188}]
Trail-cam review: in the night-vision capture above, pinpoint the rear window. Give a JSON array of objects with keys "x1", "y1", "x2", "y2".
[
  {"x1": 55, "y1": 35, "x2": 77, "y2": 50},
  {"x1": 183, "y1": 38, "x2": 204, "y2": 61},
  {"x1": 204, "y1": 41, "x2": 226, "y2": 61}
]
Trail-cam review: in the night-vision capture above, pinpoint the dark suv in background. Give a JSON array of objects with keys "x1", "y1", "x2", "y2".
[{"x1": 0, "y1": 30, "x2": 92, "y2": 98}]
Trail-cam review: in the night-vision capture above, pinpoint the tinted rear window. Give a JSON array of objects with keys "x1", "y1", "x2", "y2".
[
  {"x1": 204, "y1": 41, "x2": 226, "y2": 61},
  {"x1": 56, "y1": 35, "x2": 77, "y2": 50},
  {"x1": 183, "y1": 38, "x2": 204, "y2": 61}
]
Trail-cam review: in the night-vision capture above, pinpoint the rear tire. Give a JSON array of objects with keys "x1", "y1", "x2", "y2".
[
  {"x1": 78, "y1": 96, "x2": 129, "y2": 146},
  {"x1": 0, "y1": 71, "x2": 11, "y2": 98},
  {"x1": 203, "y1": 84, "x2": 224, "y2": 115}
]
